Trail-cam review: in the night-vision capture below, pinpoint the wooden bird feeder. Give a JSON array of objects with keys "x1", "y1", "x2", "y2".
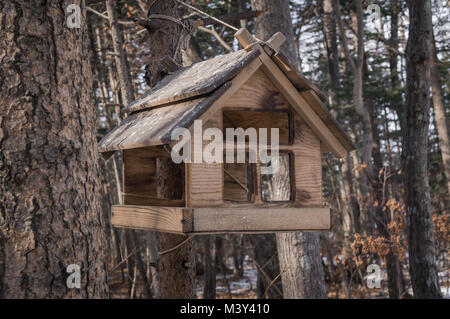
[{"x1": 98, "y1": 29, "x2": 355, "y2": 235}]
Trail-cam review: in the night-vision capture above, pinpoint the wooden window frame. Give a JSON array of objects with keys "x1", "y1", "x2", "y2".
[{"x1": 259, "y1": 150, "x2": 295, "y2": 204}]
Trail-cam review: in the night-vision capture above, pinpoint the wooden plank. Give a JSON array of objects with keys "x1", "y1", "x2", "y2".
[
  {"x1": 122, "y1": 195, "x2": 184, "y2": 207},
  {"x1": 271, "y1": 52, "x2": 328, "y2": 102},
  {"x1": 266, "y1": 32, "x2": 286, "y2": 51},
  {"x1": 235, "y1": 28, "x2": 257, "y2": 49},
  {"x1": 222, "y1": 69, "x2": 290, "y2": 112},
  {"x1": 223, "y1": 109, "x2": 291, "y2": 145},
  {"x1": 291, "y1": 115, "x2": 323, "y2": 206},
  {"x1": 122, "y1": 50, "x2": 260, "y2": 114},
  {"x1": 186, "y1": 113, "x2": 224, "y2": 207},
  {"x1": 300, "y1": 90, "x2": 355, "y2": 151},
  {"x1": 111, "y1": 205, "x2": 192, "y2": 234},
  {"x1": 257, "y1": 49, "x2": 348, "y2": 158},
  {"x1": 192, "y1": 207, "x2": 331, "y2": 233}
]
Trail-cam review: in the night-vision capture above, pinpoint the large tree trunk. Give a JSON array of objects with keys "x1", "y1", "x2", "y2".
[
  {"x1": 145, "y1": 1, "x2": 195, "y2": 297},
  {"x1": 0, "y1": 0, "x2": 108, "y2": 298},
  {"x1": 403, "y1": 0, "x2": 442, "y2": 299},
  {"x1": 430, "y1": 30, "x2": 450, "y2": 196},
  {"x1": 251, "y1": 0, "x2": 327, "y2": 299}
]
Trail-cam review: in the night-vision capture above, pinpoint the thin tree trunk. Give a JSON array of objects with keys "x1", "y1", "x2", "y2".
[
  {"x1": 106, "y1": 0, "x2": 134, "y2": 105},
  {"x1": 203, "y1": 235, "x2": 216, "y2": 299},
  {"x1": 403, "y1": 0, "x2": 442, "y2": 299},
  {"x1": 146, "y1": 231, "x2": 162, "y2": 298},
  {"x1": 335, "y1": 0, "x2": 374, "y2": 236},
  {"x1": 106, "y1": 0, "x2": 159, "y2": 298},
  {"x1": 231, "y1": 235, "x2": 244, "y2": 277},
  {"x1": 368, "y1": 94, "x2": 405, "y2": 299},
  {"x1": 322, "y1": 0, "x2": 339, "y2": 108},
  {"x1": 0, "y1": 0, "x2": 108, "y2": 298},
  {"x1": 430, "y1": 30, "x2": 450, "y2": 195}
]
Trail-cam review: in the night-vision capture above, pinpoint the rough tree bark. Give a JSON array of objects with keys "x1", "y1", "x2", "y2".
[
  {"x1": 0, "y1": 0, "x2": 108, "y2": 298},
  {"x1": 252, "y1": 0, "x2": 327, "y2": 299},
  {"x1": 402, "y1": 0, "x2": 442, "y2": 299},
  {"x1": 148, "y1": 1, "x2": 195, "y2": 298}
]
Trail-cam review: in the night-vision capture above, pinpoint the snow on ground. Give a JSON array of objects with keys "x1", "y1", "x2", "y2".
[{"x1": 197, "y1": 255, "x2": 257, "y2": 298}]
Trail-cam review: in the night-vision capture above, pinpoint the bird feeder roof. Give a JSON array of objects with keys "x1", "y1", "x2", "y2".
[{"x1": 98, "y1": 38, "x2": 355, "y2": 159}]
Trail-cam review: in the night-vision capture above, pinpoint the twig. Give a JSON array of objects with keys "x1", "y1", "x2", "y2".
[
  {"x1": 159, "y1": 236, "x2": 193, "y2": 256},
  {"x1": 253, "y1": 259, "x2": 283, "y2": 296},
  {"x1": 109, "y1": 246, "x2": 143, "y2": 274},
  {"x1": 198, "y1": 26, "x2": 233, "y2": 52},
  {"x1": 87, "y1": 6, "x2": 134, "y2": 25},
  {"x1": 130, "y1": 263, "x2": 137, "y2": 299},
  {"x1": 174, "y1": 0, "x2": 239, "y2": 31},
  {"x1": 262, "y1": 270, "x2": 284, "y2": 299}
]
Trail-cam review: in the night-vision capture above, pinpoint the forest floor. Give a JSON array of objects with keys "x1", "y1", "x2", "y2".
[{"x1": 107, "y1": 255, "x2": 449, "y2": 299}]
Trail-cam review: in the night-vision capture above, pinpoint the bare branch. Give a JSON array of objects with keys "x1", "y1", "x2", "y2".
[{"x1": 198, "y1": 26, "x2": 233, "y2": 52}]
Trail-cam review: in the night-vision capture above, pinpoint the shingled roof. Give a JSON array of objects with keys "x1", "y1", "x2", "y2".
[
  {"x1": 98, "y1": 39, "x2": 355, "y2": 159},
  {"x1": 122, "y1": 49, "x2": 261, "y2": 114}
]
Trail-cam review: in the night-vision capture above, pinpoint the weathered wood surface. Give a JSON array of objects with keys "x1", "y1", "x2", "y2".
[
  {"x1": 222, "y1": 68, "x2": 289, "y2": 111},
  {"x1": 192, "y1": 207, "x2": 331, "y2": 233},
  {"x1": 266, "y1": 32, "x2": 286, "y2": 51},
  {"x1": 224, "y1": 161, "x2": 254, "y2": 202},
  {"x1": 186, "y1": 114, "x2": 224, "y2": 207},
  {"x1": 98, "y1": 83, "x2": 230, "y2": 153},
  {"x1": 271, "y1": 52, "x2": 327, "y2": 102},
  {"x1": 122, "y1": 49, "x2": 260, "y2": 114},
  {"x1": 257, "y1": 49, "x2": 349, "y2": 157},
  {"x1": 111, "y1": 205, "x2": 192, "y2": 234},
  {"x1": 99, "y1": 35, "x2": 354, "y2": 158},
  {"x1": 301, "y1": 89, "x2": 356, "y2": 151},
  {"x1": 111, "y1": 205, "x2": 330, "y2": 233},
  {"x1": 123, "y1": 147, "x2": 184, "y2": 207},
  {"x1": 291, "y1": 115, "x2": 323, "y2": 207},
  {"x1": 123, "y1": 148, "x2": 157, "y2": 197},
  {"x1": 223, "y1": 109, "x2": 291, "y2": 145}
]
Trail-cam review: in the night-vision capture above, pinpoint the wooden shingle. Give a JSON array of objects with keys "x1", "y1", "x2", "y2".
[{"x1": 122, "y1": 49, "x2": 260, "y2": 114}]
